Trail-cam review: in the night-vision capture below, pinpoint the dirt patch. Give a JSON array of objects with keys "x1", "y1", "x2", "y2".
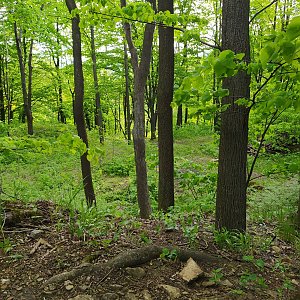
[{"x1": 1, "y1": 200, "x2": 300, "y2": 300}]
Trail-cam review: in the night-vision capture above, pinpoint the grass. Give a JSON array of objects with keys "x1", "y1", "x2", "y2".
[{"x1": 0, "y1": 121, "x2": 299, "y2": 248}]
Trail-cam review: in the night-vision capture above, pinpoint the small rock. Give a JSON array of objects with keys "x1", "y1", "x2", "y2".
[
  {"x1": 201, "y1": 281, "x2": 216, "y2": 287},
  {"x1": 141, "y1": 290, "x2": 152, "y2": 300},
  {"x1": 179, "y1": 257, "x2": 204, "y2": 282},
  {"x1": 292, "y1": 279, "x2": 299, "y2": 286},
  {"x1": 64, "y1": 280, "x2": 74, "y2": 291},
  {"x1": 272, "y1": 246, "x2": 281, "y2": 254},
  {"x1": 125, "y1": 267, "x2": 146, "y2": 279},
  {"x1": 109, "y1": 284, "x2": 123, "y2": 291},
  {"x1": 160, "y1": 284, "x2": 181, "y2": 299},
  {"x1": 101, "y1": 293, "x2": 119, "y2": 300},
  {"x1": 78, "y1": 284, "x2": 89, "y2": 291},
  {"x1": 36, "y1": 277, "x2": 44, "y2": 282},
  {"x1": 266, "y1": 290, "x2": 277, "y2": 299},
  {"x1": 220, "y1": 279, "x2": 234, "y2": 287},
  {"x1": 282, "y1": 256, "x2": 292, "y2": 264},
  {"x1": 0, "y1": 278, "x2": 10, "y2": 289},
  {"x1": 65, "y1": 284, "x2": 74, "y2": 291},
  {"x1": 30, "y1": 229, "x2": 44, "y2": 239},
  {"x1": 68, "y1": 295, "x2": 94, "y2": 300}
]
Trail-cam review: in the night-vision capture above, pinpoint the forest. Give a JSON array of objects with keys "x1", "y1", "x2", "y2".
[{"x1": 0, "y1": 0, "x2": 299, "y2": 299}]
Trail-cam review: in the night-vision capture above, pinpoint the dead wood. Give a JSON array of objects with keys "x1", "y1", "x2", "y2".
[{"x1": 44, "y1": 245, "x2": 224, "y2": 287}]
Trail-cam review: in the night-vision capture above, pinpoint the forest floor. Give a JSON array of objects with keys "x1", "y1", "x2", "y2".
[{"x1": 1, "y1": 199, "x2": 300, "y2": 300}]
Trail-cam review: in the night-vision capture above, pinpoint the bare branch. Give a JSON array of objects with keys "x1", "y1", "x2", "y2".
[{"x1": 250, "y1": 0, "x2": 278, "y2": 24}]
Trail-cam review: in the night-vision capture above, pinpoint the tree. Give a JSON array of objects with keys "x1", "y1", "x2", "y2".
[
  {"x1": 157, "y1": 0, "x2": 175, "y2": 212},
  {"x1": 14, "y1": 23, "x2": 34, "y2": 135},
  {"x1": 65, "y1": 0, "x2": 96, "y2": 207},
  {"x1": 90, "y1": 25, "x2": 104, "y2": 144},
  {"x1": 0, "y1": 55, "x2": 5, "y2": 122},
  {"x1": 215, "y1": 0, "x2": 251, "y2": 231},
  {"x1": 121, "y1": 0, "x2": 155, "y2": 219}
]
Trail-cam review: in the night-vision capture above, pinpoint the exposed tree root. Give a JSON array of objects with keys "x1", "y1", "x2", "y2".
[{"x1": 44, "y1": 245, "x2": 224, "y2": 286}]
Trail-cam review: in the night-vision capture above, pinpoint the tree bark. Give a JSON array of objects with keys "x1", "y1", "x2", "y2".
[
  {"x1": 215, "y1": 0, "x2": 251, "y2": 231},
  {"x1": 123, "y1": 42, "x2": 131, "y2": 142},
  {"x1": 184, "y1": 107, "x2": 188, "y2": 124},
  {"x1": 0, "y1": 56, "x2": 5, "y2": 122},
  {"x1": 90, "y1": 26, "x2": 104, "y2": 144},
  {"x1": 157, "y1": 0, "x2": 175, "y2": 212},
  {"x1": 121, "y1": 0, "x2": 154, "y2": 219},
  {"x1": 14, "y1": 23, "x2": 33, "y2": 135},
  {"x1": 66, "y1": 0, "x2": 96, "y2": 207},
  {"x1": 176, "y1": 105, "x2": 182, "y2": 127},
  {"x1": 55, "y1": 22, "x2": 66, "y2": 124}
]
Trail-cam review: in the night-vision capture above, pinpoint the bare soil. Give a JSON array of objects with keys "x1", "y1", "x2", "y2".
[{"x1": 1, "y1": 200, "x2": 300, "y2": 300}]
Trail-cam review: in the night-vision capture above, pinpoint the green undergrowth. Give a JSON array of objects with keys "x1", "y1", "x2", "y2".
[{"x1": 0, "y1": 121, "x2": 299, "y2": 251}]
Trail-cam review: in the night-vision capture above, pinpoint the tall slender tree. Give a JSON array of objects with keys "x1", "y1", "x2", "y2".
[
  {"x1": 157, "y1": 0, "x2": 175, "y2": 211},
  {"x1": 14, "y1": 24, "x2": 34, "y2": 135},
  {"x1": 121, "y1": 0, "x2": 155, "y2": 219},
  {"x1": 65, "y1": 0, "x2": 96, "y2": 207},
  {"x1": 90, "y1": 26, "x2": 104, "y2": 144},
  {"x1": 215, "y1": 0, "x2": 251, "y2": 231},
  {"x1": 123, "y1": 41, "x2": 131, "y2": 142}
]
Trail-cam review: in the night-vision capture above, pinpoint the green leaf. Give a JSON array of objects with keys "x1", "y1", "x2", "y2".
[
  {"x1": 259, "y1": 44, "x2": 275, "y2": 67},
  {"x1": 280, "y1": 41, "x2": 296, "y2": 62},
  {"x1": 286, "y1": 16, "x2": 300, "y2": 41},
  {"x1": 214, "y1": 60, "x2": 226, "y2": 76},
  {"x1": 213, "y1": 88, "x2": 229, "y2": 98},
  {"x1": 235, "y1": 53, "x2": 245, "y2": 60}
]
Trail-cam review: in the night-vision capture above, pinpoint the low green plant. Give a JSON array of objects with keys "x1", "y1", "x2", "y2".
[
  {"x1": 140, "y1": 231, "x2": 152, "y2": 244},
  {"x1": 0, "y1": 238, "x2": 13, "y2": 254},
  {"x1": 214, "y1": 229, "x2": 253, "y2": 254},
  {"x1": 239, "y1": 271, "x2": 267, "y2": 288},
  {"x1": 210, "y1": 268, "x2": 224, "y2": 284},
  {"x1": 242, "y1": 255, "x2": 265, "y2": 270},
  {"x1": 160, "y1": 248, "x2": 178, "y2": 261},
  {"x1": 102, "y1": 157, "x2": 134, "y2": 177}
]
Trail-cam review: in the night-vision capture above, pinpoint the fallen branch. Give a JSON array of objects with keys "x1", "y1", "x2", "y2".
[{"x1": 44, "y1": 245, "x2": 223, "y2": 286}]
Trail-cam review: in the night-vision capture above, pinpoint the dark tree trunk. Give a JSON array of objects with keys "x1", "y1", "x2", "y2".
[
  {"x1": 55, "y1": 22, "x2": 66, "y2": 124},
  {"x1": 123, "y1": 42, "x2": 131, "y2": 142},
  {"x1": 27, "y1": 39, "x2": 34, "y2": 135},
  {"x1": 184, "y1": 107, "x2": 188, "y2": 124},
  {"x1": 66, "y1": 0, "x2": 96, "y2": 207},
  {"x1": 121, "y1": 0, "x2": 154, "y2": 219},
  {"x1": 90, "y1": 26, "x2": 104, "y2": 144},
  {"x1": 157, "y1": 0, "x2": 175, "y2": 212},
  {"x1": 215, "y1": 0, "x2": 250, "y2": 231},
  {"x1": 14, "y1": 23, "x2": 33, "y2": 135},
  {"x1": 0, "y1": 56, "x2": 5, "y2": 122},
  {"x1": 176, "y1": 105, "x2": 182, "y2": 127},
  {"x1": 145, "y1": 57, "x2": 158, "y2": 140}
]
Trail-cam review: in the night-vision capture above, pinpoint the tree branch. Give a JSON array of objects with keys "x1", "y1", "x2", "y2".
[{"x1": 250, "y1": 0, "x2": 278, "y2": 24}]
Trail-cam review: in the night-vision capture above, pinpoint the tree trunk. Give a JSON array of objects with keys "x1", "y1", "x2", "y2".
[
  {"x1": 90, "y1": 26, "x2": 104, "y2": 144},
  {"x1": 123, "y1": 42, "x2": 131, "y2": 142},
  {"x1": 66, "y1": 0, "x2": 96, "y2": 207},
  {"x1": 14, "y1": 23, "x2": 33, "y2": 135},
  {"x1": 215, "y1": 0, "x2": 250, "y2": 231},
  {"x1": 184, "y1": 107, "x2": 188, "y2": 124},
  {"x1": 157, "y1": 0, "x2": 175, "y2": 212},
  {"x1": 121, "y1": 0, "x2": 154, "y2": 219},
  {"x1": 0, "y1": 56, "x2": 5, "y2": 122},
  {"x1": 176, "y1": 105, "x2": 182, "y2": 127},
  {"x1": 55, "y1": 22, "x2": 66, "y2": 124},
  {"x1": 27, "y1": 38, "x2": 34, "y2": 135}
]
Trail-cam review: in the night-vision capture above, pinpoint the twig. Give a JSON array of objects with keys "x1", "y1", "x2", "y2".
[
  {"x1": 99, "y1": 268, "x2": 114, "y2": 283},
  {"x1": 250, "y1": 0, "x2": 278, "y2": 24}
]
